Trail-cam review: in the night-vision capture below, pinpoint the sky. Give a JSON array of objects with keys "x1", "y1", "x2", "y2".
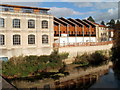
[{"x1": 1, "y1": 0, "x2": 120, "y2": 23}]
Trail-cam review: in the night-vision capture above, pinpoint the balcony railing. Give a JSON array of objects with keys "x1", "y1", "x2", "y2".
[{"x1": 0, "y1": 7, "x2": 50, "y2": 15}]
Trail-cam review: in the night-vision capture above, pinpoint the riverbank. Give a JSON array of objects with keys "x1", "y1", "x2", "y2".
[{"x1": 8, "y1": 62, "x2": 112, "y2": 89}]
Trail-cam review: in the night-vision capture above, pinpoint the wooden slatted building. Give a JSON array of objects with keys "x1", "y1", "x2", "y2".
[{"x1": 54, "y1": 17, "x2": 109, "y2": 45}]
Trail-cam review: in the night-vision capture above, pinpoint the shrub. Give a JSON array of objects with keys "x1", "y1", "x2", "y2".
[
  {"x1": 38, "y1": 55, "x2": 50, "y2": 63},
  {"x1": 73, "y1": 51, "x2": 109, "y2": 66},
  {"x1": 73, "y1": 53, "x2": 89, "y2": 66},
  {"x1": 2, "y1": 50, "x2": 67, "y2": 78},
  {"x1": 88, "y1": 51, "x2": 108, "y2": 66},
  {"x1": 59, "y1": 52, "x2": 69, "y2": 60}
]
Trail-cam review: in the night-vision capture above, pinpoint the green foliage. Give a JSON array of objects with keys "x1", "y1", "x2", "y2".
[
  {"x1": 73, "y1": 53, "x2": 90, "y2": 66},
  {"x1": 2, "y1": 50, "x2": 68, "y2": 78},
  {"x1": 38, "y1": 55, "x2": 50, "y2": 63},
  {"x1": 116, "y1": 20, "x2": 120, "y2": 24},
  {"x1": 87, "y1": 16, "x2": 95, "y2": 22},
  {"x1": 101, "y1": 21, "x2": 105, "y2": 25},
  {"x1": 59, "y1": 52, "x2": 69, "y2": 60},
  {"x1": 73, "y1": 50, "x2": 108, "y2": 66},
  {"x1": 88, "y1": 51, "x2": 108, "y2": 66},
  {"x1": 107, "y1": 19, "x2": 115, "y2": 28}
]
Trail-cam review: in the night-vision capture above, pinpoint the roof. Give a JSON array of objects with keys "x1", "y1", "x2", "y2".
[
  {"x1": 83, "y1": 19, "x2": 107, "y2": 27},
  {"x1": 93, "y1": 22, "x2": 107, "y2": 27},
  {"x1": 0, "y1": 4, "x2": 50, "y2": 11},
  {"x1": 59, "y1": 17, "x2": 76, "y2": 26},
  {"x1": 83, "y1": 19, "x2": 96, "y2": 27},
  {"x1": 76, "y1": 19, "x2": 90, "y2": 27},
  {"x1": 68, "y1": 18, "x2": 84, "y2": 26},
  {"x1": 54, "y1": 17, "x2": 68, "y2": 25}
]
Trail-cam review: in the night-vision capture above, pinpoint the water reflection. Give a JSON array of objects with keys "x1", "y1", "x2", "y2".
[{"x1": 89, "y1": 68, "x2": 120, "y2": 89}]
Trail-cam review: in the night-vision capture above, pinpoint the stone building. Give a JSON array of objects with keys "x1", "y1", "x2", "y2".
[{"x1": 0, "y1": 4, "x2": 54, "y2": 60}]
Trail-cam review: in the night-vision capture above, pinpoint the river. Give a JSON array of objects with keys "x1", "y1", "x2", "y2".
[{"x1": 89, "y1": 68, "x2": 120, "y2": 89}]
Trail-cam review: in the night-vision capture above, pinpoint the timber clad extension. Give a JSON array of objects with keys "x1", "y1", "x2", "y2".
[{"x1": 54, "y1": 17, "x2": 109, "y2": 44}]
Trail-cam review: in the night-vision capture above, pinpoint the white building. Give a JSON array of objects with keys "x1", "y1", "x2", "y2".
[{"x1": 0, "y1": 4, "x2": 54, "y2": 60}]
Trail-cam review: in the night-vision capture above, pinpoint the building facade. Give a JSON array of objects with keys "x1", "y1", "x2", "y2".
[
  {"x1": 54, "y1": 17, "x2": 109, "y2": 46},
  {"x1": 0, "y1": 4, "x2": 54, "y2": 60}
]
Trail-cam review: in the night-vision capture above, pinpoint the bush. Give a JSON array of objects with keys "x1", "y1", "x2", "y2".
[
  {"x1": 2, "y1": 50, "x2": 68, "y2": 78},
  {"x1": 73, "y1": 51, "x2": 109, "y2": 66},
  {"x1": 59, "y1": 52, "x2": 69, "y2": 60},
  {"x1": 38, "y1": 55, "x2": 50, "y2": 63},
  {"x1": 88, "y1": 51, "x2": 108, "y2": 66},
  {"x1": 73, "y1": 53, "x2": 89, "y2": 66}
]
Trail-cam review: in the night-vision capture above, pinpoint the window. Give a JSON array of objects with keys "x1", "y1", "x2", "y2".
[
  {"x1": 13, "y1": 19, "x2": 20, "y2": 28},
  {"x1": 42, "y1": 20, "x2": 48, "y2": 29},
  {"x1": 28, "y1": 19, "x2": 35, "y2": 28},
  {"x1": 0, "y1": 34, "x2": 4, "y2": 45},
  {"x1": 13, "y1": 35, "x2": 21, "y2": 45},
  {"x1": 0, "y1": 18, "x2": 4, "y2": 27},
  {"x1": 22, "y1": 8, "x2": 33, "y2": 13},
  {"x1": 42, "y1": 35, "x2": 48, "y2": 44},
  {"x1": 28, "y1": 35, "x2": 35, "y2": 44}
]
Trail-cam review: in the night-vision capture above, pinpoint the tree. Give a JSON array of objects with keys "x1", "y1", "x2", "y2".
[
  {"x1": 111, "y1": 22, "x2": 120, "y2": 71},
  {"x1": 87, "y1": 16, "x2": 95, "y2": 22},
  {"x1": 101, "y1": 21, "x2": 105, "y2": 25},
  {"x1": 107, "y1": 19, "x2": 115, "y2": 28},
  {"x1": 116, "y1": 20, "x2": 120, "y2": 24}
]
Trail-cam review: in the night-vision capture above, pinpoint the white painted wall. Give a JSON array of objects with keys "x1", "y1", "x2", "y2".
[
  {"x1": 55, "y1": 37, "x2": 96, "y2": 46},
  {"x1": 59, "y1": 44, "x2": 113, "y2": 57}
]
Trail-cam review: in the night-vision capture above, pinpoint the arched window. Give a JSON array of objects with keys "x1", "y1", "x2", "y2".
[
  {"x1": 42, "y1": 20, "x2": 48, "y2": 29},
  {"x1": 0, "y1": 18, "x2": 4, "y2": 27},
  {"x1": 42, "y1": 35, "x2": 48, "y2": 44},
  {"x1": 28, "y1": 19, "x2": 35, "y2": 28},
  {"x1": 13, "y1": 19, "x2": 20, "y2": 28},
  {"x1": 28, "y1": 34, "x2": 35, "y2": 44},
  {"x1": 13, "y1": 35, "x2": 21, "y2": 45},
  {"x1": 0, "y1": 34, "x2": 5, "y2": 45}
]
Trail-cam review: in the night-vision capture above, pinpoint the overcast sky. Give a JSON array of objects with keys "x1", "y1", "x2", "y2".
[{"x1": 1, "y1": 0, "x2": 119, "y2": 23}]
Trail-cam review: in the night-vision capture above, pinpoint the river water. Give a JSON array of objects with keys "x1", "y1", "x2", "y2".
[{"x1": 89, "y1": 68, "x2": 120, "y2": 89}]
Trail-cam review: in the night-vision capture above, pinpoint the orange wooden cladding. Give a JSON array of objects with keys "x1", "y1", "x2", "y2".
[
  {"x1": 14, "y1": 8, "x2": 21, "y2": 11},
  {"x1": 60, "y1": 25, "x2": 67, "y2": 33},
  {"x1": 54, "y1": 20, "x2": 96, "y2": 36},
  {"x1": 34, "y1": 9, "x2": 40, "y2": 13}
]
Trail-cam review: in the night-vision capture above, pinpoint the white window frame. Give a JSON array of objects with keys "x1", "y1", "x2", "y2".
[
  {"x1": 42, "y1": 35, "x2": 48, "y2": 44},
  {"x1": 0, "y1": 34, "x2": 4, "y2": 45},
  {"x1": 28, "y1": 34, "x2": 35, "y2": 44},
  {"x1": 28, "y1": 19, "x2": 35, "y2": 28},
  {"x1": 13, "y1": 35, "x2": 21, "y2": 45},
  {"x1": 0, "y1": 18, "x2": 4, "y2": 27},
  {"x1": 42, "y1": 20, "x2": 48, "y2": 29},
  {"x1": 13, "y1": 19, "x2": 20, "y2": 28}
]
